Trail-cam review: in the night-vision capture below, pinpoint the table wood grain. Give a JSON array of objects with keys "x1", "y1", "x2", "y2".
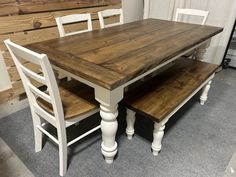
[
  {"x1": 27, "y1": 19, "x2": 223, "y2": 90},
  {"x1": 124, "y1": 58, "x2": 218, "y2": 122}
]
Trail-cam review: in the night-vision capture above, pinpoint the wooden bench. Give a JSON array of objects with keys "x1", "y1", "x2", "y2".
[{"x1": 124, "y1": 57, "x2": 218, "y2": 156}]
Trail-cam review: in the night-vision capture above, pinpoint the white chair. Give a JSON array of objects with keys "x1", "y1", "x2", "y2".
[
  {"x1": 175, "y1": 8, "x2": 209, "y2": 25},
  {"x1": 4, "y1": 39, "x2": 100, "y2": 176},
  {"x1": 56, "y1": 13, "x2": 92, "y2": 80},
  {"x1": 175, "y1": 8, "x2": 209, "y2": 59},
  {"x1": 55, "y1": 13, "x2": 93, "y2": 37},
  {"x1": 98, "y1": 8, "x2": 124, "y2": 29}
]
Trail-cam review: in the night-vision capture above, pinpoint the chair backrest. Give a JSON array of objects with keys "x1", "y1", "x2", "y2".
[
  {"x1": 98, "y1": 8, "x2": 124, "y2": 29},
  {"x1": 4, "y1": 39, "x2": 65, "y2": 127},
  {"x1": 175, "y1": 8, "x2": 209, "y2": 25},
  {"x1": 55, "y1": 13, "x2": 93, "y2": 37}
]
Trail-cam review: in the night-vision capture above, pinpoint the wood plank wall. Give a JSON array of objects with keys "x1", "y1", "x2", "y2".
[{"x1": 0, "y1": 0, "x2": 121, "y2": 103}]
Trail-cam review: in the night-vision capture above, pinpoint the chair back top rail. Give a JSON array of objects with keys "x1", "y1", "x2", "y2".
[
  {"x1": 98, "y1": 8, "x2": 124, "y2": 29},
  {"x1": 55, "y1": 13, "x2": 93, "y2": 37},
  {"x1": 175, "y1": 8, "x2": 209, "y2": 25}
]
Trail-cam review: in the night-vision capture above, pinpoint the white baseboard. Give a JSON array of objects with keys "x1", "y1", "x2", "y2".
[{"x1": 0, "y1": 99, "x2": 29, "y2": 119}]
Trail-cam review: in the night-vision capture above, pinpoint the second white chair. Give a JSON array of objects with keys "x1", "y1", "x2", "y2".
[
  {"x1": 4, "y1": 39, "x2": 100, "y2": 176},
  {"x1": 55, "y1": 13, "x2": 93, "y2": 37},
  {"x1": 98, "y1": 8, "x2": 124, "y2": 29},
  {"x1": 175, "y1": 8, "x2": 209, "y2": 25}
]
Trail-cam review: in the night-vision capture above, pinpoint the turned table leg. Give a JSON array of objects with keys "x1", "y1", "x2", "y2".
[
  {"x1": 95, "y1": 87, "x2": 123, "y2": 164},
  {"x1": 100, "y1": 104, "x2": 118, "y2": 163},
  {"x1": 126, "y1": 109, "x2": 136, "y2": 140},
  {"x1": 152, "y1": 122, "x2": 165, "y2": 156},
  {"x1": 200, "y1": 80, "x2": 212, "y2": 105}
]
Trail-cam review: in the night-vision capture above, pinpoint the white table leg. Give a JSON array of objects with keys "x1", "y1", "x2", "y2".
[
  {"x1": 95, "y1": 87, "x2": 124, "y2": 164},
  {"x1": 193, "y1": 39, "x2": 211, "y2": 61},
  {"x1": 100, "y1": 103, "x2": 118, "y2": 163},
  {"x1": 126, "y1": 109, "x2": 136, "y2": 140},
  {"x1": 152, "y1": 122, "x2": 165, "y2": 156},
  {"x1": 200, "y1": 80, "x2": 212, "y2": 105}
]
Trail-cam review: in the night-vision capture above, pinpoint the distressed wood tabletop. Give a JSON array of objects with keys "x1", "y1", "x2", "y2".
[{"x1": 27, "y1": 19, "x2": 223, "y2": 90}]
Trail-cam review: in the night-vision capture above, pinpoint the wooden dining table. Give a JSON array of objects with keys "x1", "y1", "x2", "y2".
[{"x1": 27, "y1": 18, "x2": 223, "y2": 163}]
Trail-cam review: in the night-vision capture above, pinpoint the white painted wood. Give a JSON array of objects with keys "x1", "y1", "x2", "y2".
[
  {"x1": 55, "y1": 13, "x2": 93, "y2": 37},
  {"x1": 4, "y1": 39, "x2": 100, "y2": 176},
  {"x1": 200, "y1": 80, "x2": 212, "y2": 105},
  {"x1": 65, "y1": 108, "x2": 99, "y2": 127},
  {"x1": 126, "y1": 109, "x2": 136, "y2": 140},
  {"x1": 33, "y1": 104, "x2": 56, "y2": 126},
  {"x1": 37, "y1": 125, "x2": 59, "y2": 145},
  {"x1": 98, "y1": 9, "x2": 124, "y2": 29},
  {"x1": 28, "y1": 83, "x2": 52, "y2": 103},
  {"x1": 95, "y1": 87, "x2": 123, "y2": 164},
  {"x1": 152, "y1": 123, "x2": 165, "y2": 156},
  {"x1": 175, "y1": 8, "x2": 209, "y2": 25},
  {"x1": 32, "y1": 111, "x2": 43, "y2": 153},
  {"x1": 67, "y1": 125, "x2": 101, "y2": 146},
  {"x1": 20, "y1": 65, "x2": 46, "y2": 84},
  {"x1": 100, "y1": 104, "x2": 118, "y2": 164}
]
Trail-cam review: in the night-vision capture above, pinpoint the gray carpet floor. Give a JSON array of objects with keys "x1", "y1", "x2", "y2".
[{"x1": 0, "y1": 68, "x2": 236, "y2": 177}]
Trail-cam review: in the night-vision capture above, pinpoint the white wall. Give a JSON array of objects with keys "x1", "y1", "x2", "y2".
[
  {"x1": 122, "y1": 0, "x2": 143, "y2": 23},
  {"x1": 0, "y1": 53, "x2": 11, "y2": 92}
]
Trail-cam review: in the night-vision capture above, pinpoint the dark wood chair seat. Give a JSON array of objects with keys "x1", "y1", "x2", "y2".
[
  {"x1": 124, "y1": 58, "x2": 218, "y2": 122},
  {"x1": 37, "y1": 80, "x2": 99, "y2": 120}
]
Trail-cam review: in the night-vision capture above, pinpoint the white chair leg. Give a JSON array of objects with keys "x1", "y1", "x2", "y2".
[
  {"x1": 126, "y1": 109, "x2": 136, "y2": 140},
  {"x1": 200, "y1": 80, "x2": 212, "y2": 105},
  {"x1": 151, "y1": 122, "x2": 165, "y2": 156},
  {"x1": 32, "y1": 112, "x2": 43, "y2": 152},
  {"x1": 57, "y1": 128, "x2": 67, "y2": 176}
]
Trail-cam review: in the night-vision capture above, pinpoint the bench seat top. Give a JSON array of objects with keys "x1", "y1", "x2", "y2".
[{"x1": 124, "y1": 58, "x2": 218, "y2": 122}]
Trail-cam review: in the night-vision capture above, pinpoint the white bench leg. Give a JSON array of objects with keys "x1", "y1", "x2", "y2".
[
  {"x1": 200, "y1": 80, "x2": 212, "y2": 105},
  {"x1": 152, "y1": 122, "x2": 165, "y2": 156},
  {"x1": 126, "y1": 109, "x2": 136, "y2": 140}
]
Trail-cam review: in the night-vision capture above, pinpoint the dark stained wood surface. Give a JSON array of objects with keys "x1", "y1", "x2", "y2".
[
  {"x1": 27, "y1": 19, "x2": 223, "y2": 90},
  {"x1": 37, "y1": 80, "x2": 99, "y2": 120},
  {"x1": 124, "y1": 58, "x2": 219, "y2": 122}
]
